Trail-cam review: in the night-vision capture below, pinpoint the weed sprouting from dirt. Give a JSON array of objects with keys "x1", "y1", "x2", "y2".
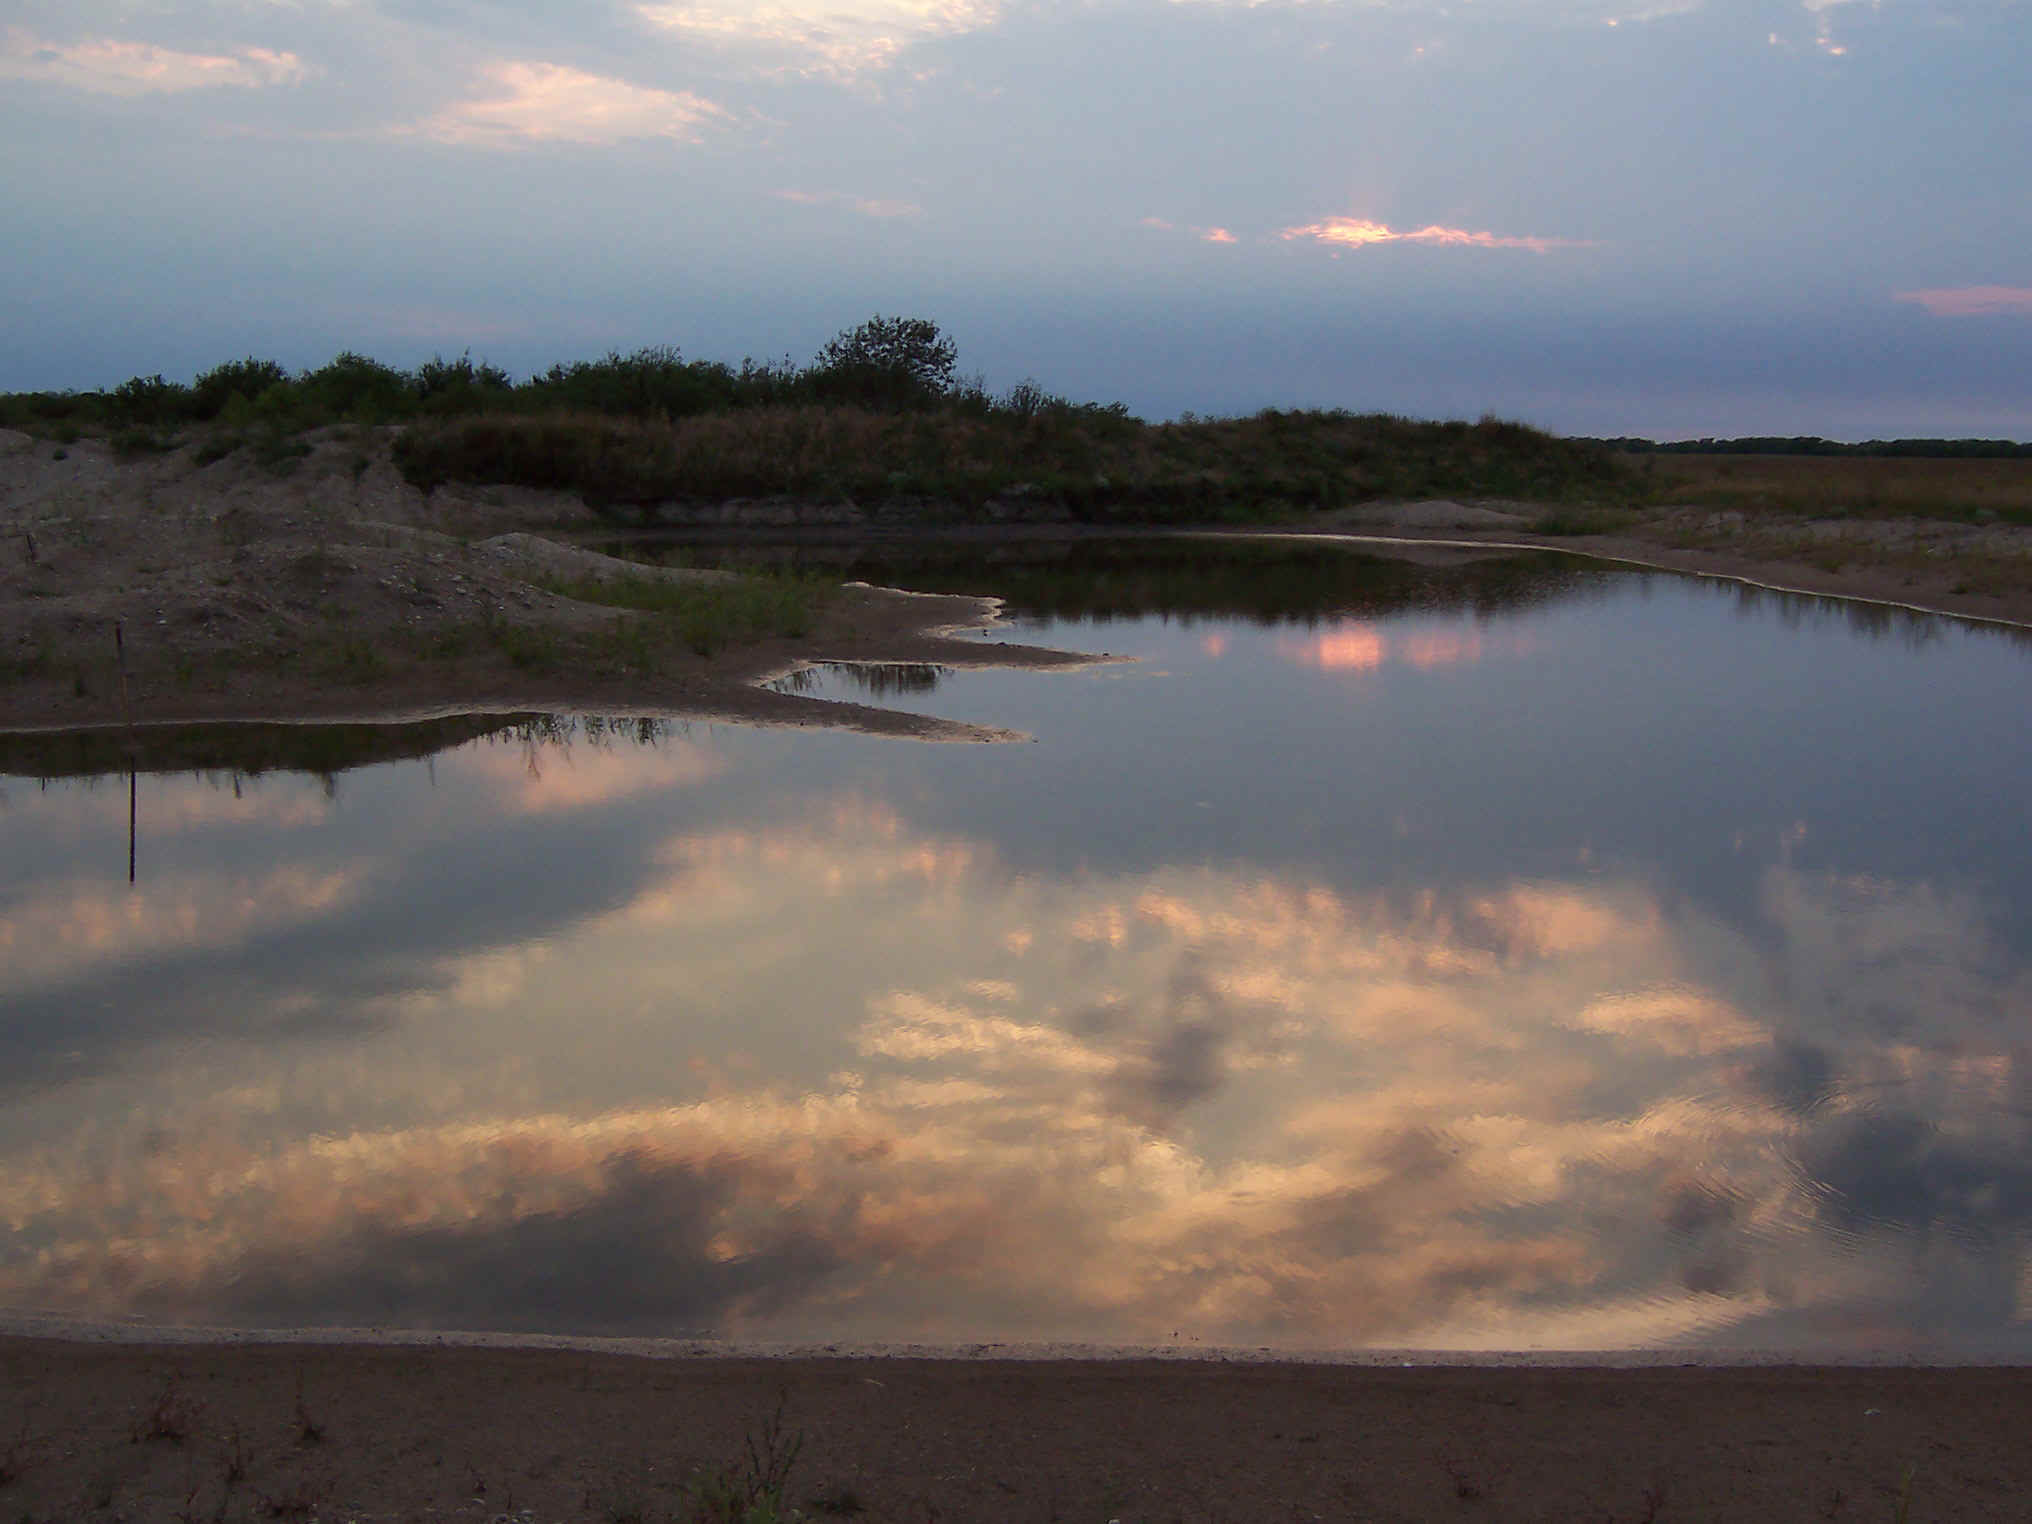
[
  {"x1": 686, "y1": 1394, "x2": 805, "y2": 1524},
  {"x1": 292, "y1": 1371, "x2": 325, "y2": 1446},
  {"x1": 131, "y1": 1373, "x2": 202, "y2": 1446},
  {"x1": 808, "y1": 1481, "x2": 868, "y2": 1515}
]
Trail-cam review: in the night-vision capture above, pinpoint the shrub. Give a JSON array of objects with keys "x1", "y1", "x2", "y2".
[
  {"x1": 110, "y1": 373, "x2": 189, "y2": 425},
  {"x1": 299, "y1": 351, "x2": 415, "y2": 422},
  {"x1": 190, "y1": 357, "x2": 290, "y2": 420},
  {"x1": 807, "y1": 316, "x2": 956, "y2": 410},
  {"x1": 518, "y1": 347, "x2": 741, "y2": 418}
]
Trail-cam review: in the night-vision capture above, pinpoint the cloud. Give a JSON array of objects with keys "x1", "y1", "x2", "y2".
[
  {"x1": 0, "y1": 864, "x2": 364, "y2": 996},
  {"x1": 0, "y1": 29, "x2": 305, "y2": 95},
  {"x1": 776, "y1": 189, "x2": 925, "y2": 218},
  {"x1": 637, "y1": 0, "x2": 999, "y2": 79},
  {"x1": 1895, "y1": 286, "x2": 2032, "y2": 318},
  {"x1": 1200, "y1": 227, "x2": 1237, "y2": 244},
  {"x1": 1281, "y1": 216, "x2": 1594, "y2": 254},
  {"x1": 410, "y1": 61, "x2": 727, "y2": 147}
]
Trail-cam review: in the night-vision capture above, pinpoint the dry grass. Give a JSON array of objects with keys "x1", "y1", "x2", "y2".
[{"x1": 1636, "y1": 453, "x2": 2032, "y2": 523}]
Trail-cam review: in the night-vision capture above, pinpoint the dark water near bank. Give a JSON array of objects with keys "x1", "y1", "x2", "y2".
[{"x1": 5, "y1": 539, "x2": 2032, "y2": 1354}]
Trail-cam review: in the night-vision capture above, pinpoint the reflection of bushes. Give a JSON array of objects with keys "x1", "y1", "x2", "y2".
[
  {"x1": 641, "y1": 538, "x2": 1615, "y2": 627},
  {"x1": 0, "y1": 713, "x2": 539, "y2": 781}
]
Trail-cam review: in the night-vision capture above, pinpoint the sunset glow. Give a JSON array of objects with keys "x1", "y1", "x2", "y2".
[
  {"x1": 1895, "y1": 286, "x2": 2032, "y2": 318},
  {"x1": 777, "y1": 189, "x2": 925, "y2": 218},
  {"x1": 1276, "y1": 621, "x2": 1514, "y2": 674},
  {"x1": 413, "y1": 62, "x2": 726, "y2": 147},
  {"x1": 1280, "y1": 216, "x2": 1591, "y2": 254},
  {"x1": 0, "y1": 31, "x2": 304, "y2": 95},
  {"x1": 1281, "y1": 624, "x2": 1387, "y2": 671}
]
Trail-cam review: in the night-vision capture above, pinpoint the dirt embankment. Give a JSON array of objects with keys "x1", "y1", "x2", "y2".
[
  {"x1": 0, "y1": 429, "x2": 1106, "y2": 743},
  {"x1": 5, "y1": 429, "x2": 2029, "y2": 747}
]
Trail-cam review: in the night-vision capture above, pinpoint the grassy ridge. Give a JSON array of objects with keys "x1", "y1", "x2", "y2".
[
  {"x1": 13, "y1": 322, "x2": 2028, "y2": 525},
  {"x1": 0, "y1": 321, "x2": 1638, "y2": 521},
  {"x1": 391, "y1": 405, "x2": 1634, "y2": 522}
]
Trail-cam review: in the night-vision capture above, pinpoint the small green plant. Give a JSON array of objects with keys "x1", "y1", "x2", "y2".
[
  {"x1": 1892, "y1": 1461, "x2": 1917, "y2": 1524},
  {"x1": 484, "y1": 617, "x2": 560, "y2": 671},
  {"x1": 321, "y1": 638, "x2": 389, "y2": 683},
  {"x1": 687, "y1": 1397, "x2": 804, "y2": 1524}
]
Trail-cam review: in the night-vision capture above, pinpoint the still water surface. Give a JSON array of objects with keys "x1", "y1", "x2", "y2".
[{"x1": 5, "y1": 541, "x2": 2032, "y2": 1354}]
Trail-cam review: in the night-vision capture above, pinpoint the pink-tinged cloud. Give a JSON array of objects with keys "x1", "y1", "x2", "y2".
[
  {"x1": 0, "y1": 29, "x2": 305, "y2": 94},
  {"x1": 414, "y1": 62, "x2": 726, "y2": 147},
  {"x1": 1895, "y1": 286, "x2": 2032, "y2": 318},
  {"x1": 1139, "y1": 216, "x2": 1176, "y2": 231},
  {"x1": 1281, "y1": 216, "x2": 1592, "y2": 254},
  {"x1": 637, "y1": 0, "x2": 1000, "y2": 81},
  {"x1": 1201, "y1": 226, "x2": 1237, "y2": 244},
  {"x1": 776, "y1": 189, "x2": 924, "y2": 218}
]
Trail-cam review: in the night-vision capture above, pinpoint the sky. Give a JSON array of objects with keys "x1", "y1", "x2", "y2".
[{"x1": 2, "y1": 0, "x2": 2029, "y2": 437}]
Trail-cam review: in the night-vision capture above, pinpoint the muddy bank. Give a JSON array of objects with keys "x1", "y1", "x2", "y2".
[{"x1": 0, "y1": 429, "x2": 1108, "y2": 743}]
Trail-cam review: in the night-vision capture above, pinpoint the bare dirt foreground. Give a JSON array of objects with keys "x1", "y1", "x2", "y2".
[
  {"x1": 6, "y1": 428, "x2": 2032, "y2": 753},
  {"x1": 3, "y1": 1336, "x2": 2030, "y2": 1523}
]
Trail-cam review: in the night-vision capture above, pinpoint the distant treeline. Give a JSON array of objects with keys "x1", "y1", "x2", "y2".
[
  {"x1": 0, "y1": 319, "x2": 1638, "y2": 520},
  {"x1": 0, "y1": 318, "x2": 1126, "y2": 437},
  {"x1": 1589, "y1": 436, "x2": 2032, "y2": 458}
]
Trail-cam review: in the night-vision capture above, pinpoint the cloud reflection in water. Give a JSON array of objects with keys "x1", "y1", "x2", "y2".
[{"x1": 3, "y1": 738, "x2": 2027, "y2": 1353}]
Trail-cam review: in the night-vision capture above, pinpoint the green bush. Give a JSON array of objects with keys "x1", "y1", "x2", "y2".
[
  {"x1": 807, "y1": 316, "x2": 956, "y2": 410},
  {"x1": 299, "y1": 352, "x2": 414, "y2": 422},
  {"x1": 190, "y1": 357, "x2": 290, "y2": 420}
]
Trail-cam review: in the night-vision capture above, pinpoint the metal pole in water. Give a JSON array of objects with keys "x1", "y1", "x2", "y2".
[{"x1": 116, "y1": 620, "x2": 136, "y2": 884}]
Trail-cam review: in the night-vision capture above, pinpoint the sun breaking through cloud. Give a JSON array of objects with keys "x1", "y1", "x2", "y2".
[
  {"x1": 776, "y1": 189, "x2": 924, "y2": 218},
  {"x1": 412, "y1": 62, "x2": 726, "y2": 148},
  {"x1": 1895, "y1": 286, "x2": 2032, "y2": 318},
  {"x1": 1281, "y1": 216, "x2": 1592, "y2": 254},
  {"x1": 0, "y1": 29, "x2": 305, "y2": 95}
]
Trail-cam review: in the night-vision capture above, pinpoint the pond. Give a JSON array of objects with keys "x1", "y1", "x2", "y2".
[{"x1": 5, "y1": 537, "x2": 2032, "y2": 1356}]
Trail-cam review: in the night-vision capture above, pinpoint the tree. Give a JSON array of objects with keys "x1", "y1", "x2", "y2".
[{"x1": 809, "y1": 315, "x2": 957, "y2": 410}]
